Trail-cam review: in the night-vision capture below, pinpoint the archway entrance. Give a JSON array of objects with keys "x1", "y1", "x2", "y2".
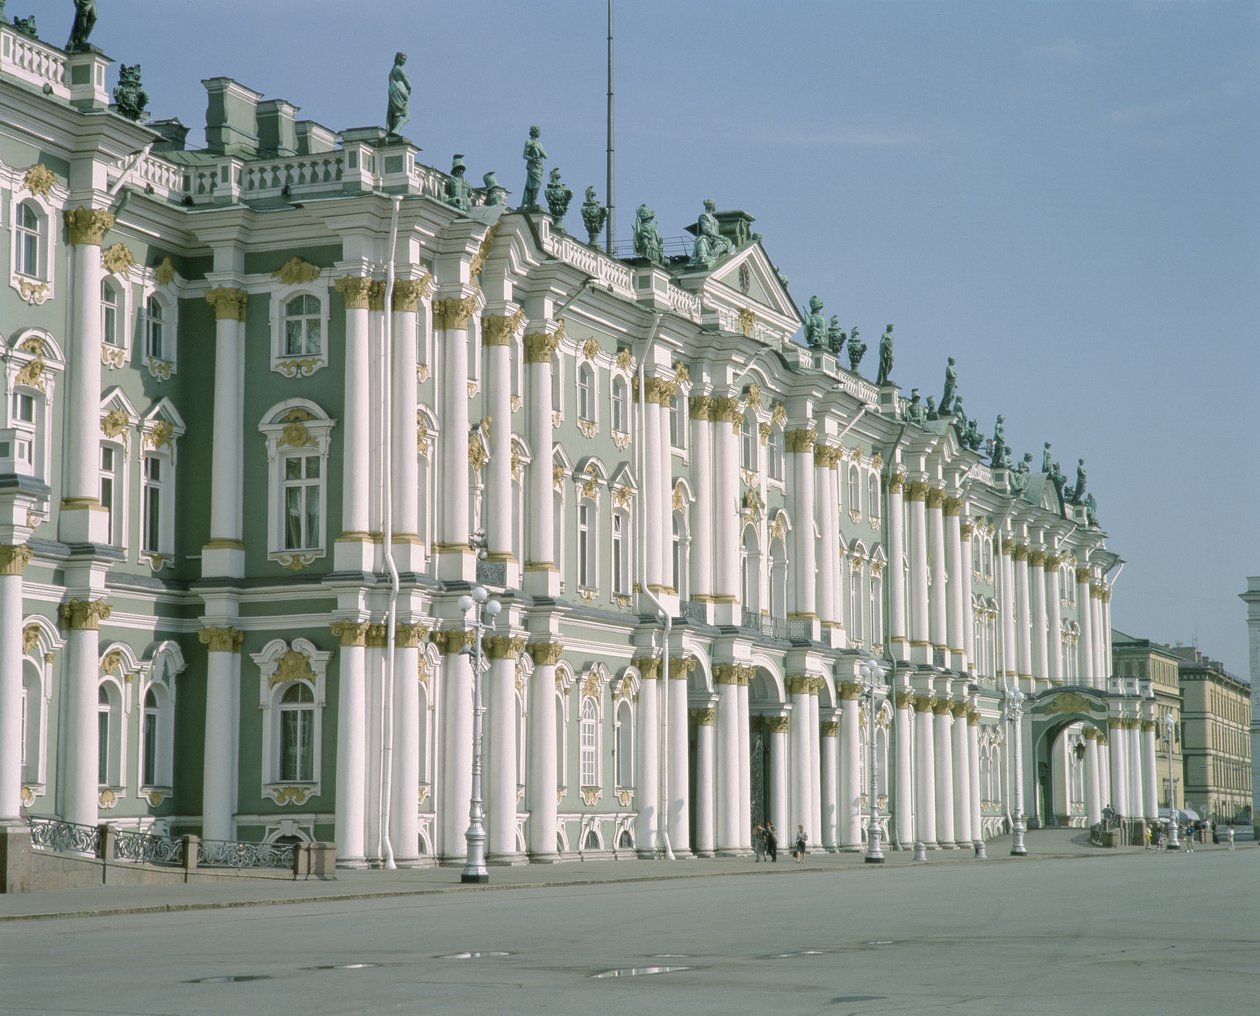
[{"x1": 1026, "y1": 688, "x2": 1110, "y2": 830}]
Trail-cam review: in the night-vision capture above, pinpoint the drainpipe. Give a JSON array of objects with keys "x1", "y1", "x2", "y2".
[{"x1": 379, "y1": 195, "x2": 403, "y2": 869}]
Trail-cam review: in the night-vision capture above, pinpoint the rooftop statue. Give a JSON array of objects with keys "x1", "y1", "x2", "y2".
[
  {"x1": 113, "y1": 65, "x2": 148, "y2": 122},
  {"x1": 940, "y1": 356, "x2": 957, "y2": 414},
  {"x1": 521, "y1": 125, "x2": 547, "y2": 211},
  {"x1": 847, "y1": 326, "x2": 868, "y2": 372},
  {"x1": 1049, "y1": 458, "x2": 1066, "y2": 489},
  {"x1": 803, "y1": 296, "x2": 827, "y2": 349},
  {"x1": 1067, "y1": 458, "x2": 1088, "y2": 505},
  {"x1": 632, "y1": 204, "x2": 666, "y2": 265},
  {"x1": 925, "y1": 395, "x2": 938, "y2": 421},
  {"x1": 990, "y1": 414, "x2": 1012, "y2": 469},
  {"x1": 1041, "y1": 441, "x2": 1053, "y2": 474},
  {"x1": 826, "y1": 316, "x2": 845, "y2": 357},
  {"x1": 905, "y1": 388, "x2": 926, "y2": 426},
  {"x1": 581, "y1": 186, "x2": 607, "y2": 246},
  {"x1": 691, "y1": 199, "x2": 734, "y2": 267},
  {"x1": 1083, "y1": 493, "x2": 1098, "y2": 526},
  {"x1": 66, "y1": 0, "x2": 96, "y2": 51},
  {"x1": 12, "y1": 14, "x2": 35, "y2": 37},
  {"x1": 482, "y1": 171, "x2": 506, "y2": 207},
  {"x1": 385, "y1": 52, "x2": 412, "y2": 139},
  {"x1": 445, "y1": 154, "x2": 471, "y2": 212},
  {"x1": 1010, "y1": 453, "x2": 1032, "y2": 495},
  {"x1": 876, "y1": 324, "x2": 894, "y2": 386},
  {"x1": 545, "y1": 167, "x2": 573, "y2": 224}
]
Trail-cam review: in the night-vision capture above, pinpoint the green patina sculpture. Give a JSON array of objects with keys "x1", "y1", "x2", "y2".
[
  {"x1": 825, "y1": 316, "x2": 845, "y2": 358},
  {"x1": 1067, "y1": 459, "x2": 1088, "y2": 504},
  {"x1": 444, "y1": 154, "x2": 471, "y2": 212},
  {"x1": 521, "y1": 125, "x2": 547, "y2": 211},
  {"x1": 581, "y1": 186, "x2": 607, "y2": 246},
  {"x1": 803, "y1": 296, "x2": 826, "y2": 349},
  {"x1": 1049, "y1": 458, "x2": 1066, "y2": 489},
  {"x1": 1010, "y1": 453, "x2": 1032, "y2": 495},
  {"x1": 847, "y1": 326, "x2": 868, "y2": 373},
  {"x1": 66, "y1": 0, "x2": 95, "y2": 51},
  {"x1": 1041, "y1": 441, "x2": 1053, "y2": 474},
  {"x1": 632, "y1": 204, "x2": 665, "y2": 265},
  {"x1": 545, "y1": 167, "x2": 573, "y2": 223},
  {"x1": 1084, "y1": 493, "x2": 1097, "y2": 526},
  {"x1": 112, "y1": 64, "x2": 148, "y2": 123},
  {"x1": 925, "y1": 395, "x2": 938, "y2": 421},
  {"x1": 904, "y1": 388, "x2": 926, "y2": 426},
  {"x1": 691, "y1": 199, "x2": 734, "y2": 267},
  {"x1": 876, "y1": 324, "x2": 894, "y2": 385},
  {"x1": 940, "y1": 356, "x2": 958, "y2": 414},
  {"x1": 12, "y1": 14, "x2": 36, "y2": 37},
  {"x1": 483, "y1": 171, "x2": 505, "y2": 207},
  {"x1": 386, "y1": 53, "x2": 411, "y2": 139},
  {"x1": 990, "y1": 414, "x2": 1012, "y2": 468}
]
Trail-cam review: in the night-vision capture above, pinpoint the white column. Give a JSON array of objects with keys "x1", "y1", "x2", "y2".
[
  {"x1": 808, "y1": 689, "x2": 822, "y2": 846},
  {"x1": 1046, "y1": 557, "x2": 1064, "y2": 682},
  {"x1": 333, "y1": 622, "x2": 368, "y2": 866},
  {"x1": 433, "y1": 295, "x2": 475, "y2": 581},
  {"x1": 486, "y1": 636, "x2": 521, "y2": 862},
  {"x1": 927, "y1": 491, "x2": 948, "y2": 664},
  {"x1": 391, "y1": 285, "x2": 423, "y2": 568},
  {"x1": 440, "y1": 636, "x2": 473, "y2": 860},
  {"x1": 1128, "y1": 720, "x2": 1145, "y2": 821},
  {"x1": 333, "y1": 276, "x2": 374, "y2": 569},
  {"x1": 203, "y1": 287, "x2": 247, "y2": 576},
  {"x1": 934, "y1": 700, "x2": 956, "y2": 847},
  {"x1": 944, "y1": 499, "x2": 967, "y2": 673},
  {"x1": 915, "y1": 694, "x2": 938, "y2": 847},
  {"x1": 816, "y1": 452, "x2": 840, "y2": 638},
  {"x1": 634, "y1": 664, "x2": 660, "y2": 856},
  {"x1": 655, "y1": 382, "x2": 674, "y2": 594},
  {"x1": 390, "y1": 626, "x2": 422, "y2": 865},
  {"x1": 1109, "y1": 717, "x2": 1128, "y2": 817},
  {"x1": 61, "y1": 210, "x2": 111, "y2": 545},
  {"x1": 668, "y1": 667, "x2": 691, "y2": 854},
  {"x1": 1029, "y1": 551, "x2": 1048, "y2": 683},
  {"x1": 1077, "y1": 568, "x2": 1094, "y2": 687},
  {"x1": 888, "y1": 474, "x2": 908, "y2": 661},
  {"x1": 692, "y1": 707, "x2": 715, "y2": 856},
  {"x1": 967, "y1": 710, "x2": 983, "y2": 845},
  {"x1": 525, "y1": 642, "x2": 561, "y2": 860},
  {"x1": 524, "y1": 331, "x2": 559, "y2": 596},
  {"x1": 61, "y1": 599, "x2": 110, "y2": 830},
  {"x1": 789, "y1": 429, "x2": 817, "y2": 622},
  {"x1": 907, "y1": 483, "x2": 931, "y2": 664},
  {"x1": 1142, "y1": 720, "x2": 1159, "y2": 820},
  {"x1": 1092, "y1": 590, "x2": 1108, "y2": 684},
  {"x1": 1000, "y1": 540, "x2": 1018, "y2": 682},
  {"x1": 838, "y1": 683, "x2": 862, "y2": 849},
  {"x1": 895, "y1": 691, "x2": 915, "y2": 847},
  {"x1": 951, "y1": 702, "x2": 971, "y2": 846},
  {"x1": 767, "y1": 716, "x2": 789, "y2": 846},
  {"x1": 1013, "y1": 546, "x2": 1032, "y2": 682},
  {"x1": 688, "y1": 400, "x2": 713, "y2": 604},
  {"x1": 960, "y1": 520, "x2": 977, "y2": 674},
  {"x1": 0, "y1": 550, "x2": 32, "y2": 819},
  {"x1": 789, "y1": 677, "x2": 812, "y2": 836},
  {"x1": 820, "y1": 719, "x2": 838, "y2": 850},
  {"x1": 642, "y1": 381, "x2": 664, "y2": 594},
  {"x1": 712, "y1": 399, "x2": 740, "y2": 624},
  {"x1": 737, "y1": 677, "x2": 752, "y2": 848},
  {"x1": 1084, "y1": 728, "x2": 1103, "y2": 825},
  {"x1": 199, "y1": 626, "x2": 244, "y2": 842},
  {"x1": 714, "y1": 670, "x2": 741, "y2": 852}
]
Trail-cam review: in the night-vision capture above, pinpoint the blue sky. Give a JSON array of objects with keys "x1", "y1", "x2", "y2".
[{"x1": 63, "y1": 0, "x2": 1259, "y2": 674}]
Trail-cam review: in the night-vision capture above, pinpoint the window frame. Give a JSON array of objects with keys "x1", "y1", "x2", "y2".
[
  {"x1": 253, "y1": 638, "x2": 331, "y2": 805},
  {"x1": 259, "y1": 400, "x2": 336, "y2": 569},
  {"x1": 8, "y1": 192, "x2": 57, "y2": 304},
  {"x1": 271, "y1": 279, "x2": 330, "y2": 377}
]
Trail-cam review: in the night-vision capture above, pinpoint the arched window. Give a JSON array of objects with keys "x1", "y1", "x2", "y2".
[
  {"x1": 577, "y1": 363, "x2": 595, "y2": 421},
  {"x1": 97, "y1": 686, "x2": 111, "y2": 786},
  {"x1": 769, "y1": 536, "x2": 788, "y2": 620},
  {"x1": 611, "y1": 376, "x2": 628, "y2": 433},
  {"x1": 668, "y1": 389, "x2": 685, "y2": 448},
  {"x1": 672, "y1": 510, "x2": 689, "y2": 599},
  {"x1": 260, "y1": 401, "x2": 335, "y2": 566},
  {"x1": 740, "y1": 411, "x2": 757, "y2": 471},
  {"x1": 13, "y1": 201, "x2": 41, "y2": 278},
  {"x1": 869, "y1": 569, "x2": 884, "y2": 645},
  {"x1": 555, "y1": 694, "x2": 567, "y2": 790},
  {"x1": 579, "y1": 697, "x2": 599, "y2": 788},
  {"x1": 143, "y1": 296, "x2": 165, "y2": 361},
  {"x1": 615, "y1": 699, "x2": 634, "y2": 788},
  {"x1": 867, "y1": 473, "x2": 881, "y2": 519},
  {"x1": 101, "y1": 280, "x2": 121, "y2": 348},
  {"x1": 849, "y1": 558, "x2": 864, "y2": 642},
  {"x1": 141, "y1": 689, "x2": 160, "y2": 787},
  {"x1": 278, "y1": 683, "x2": 315, "y2": 782},
  {"x1": 284, "y1": 294, "x2": 322, "y2": 356},
  {"x1": 741, "y1": 526, "x2": 760, "y2": 613},
  {"x1": 971, "y1": 533, "x2": 982, "y2": 575},
  {"x1": 767, "y1": 425, "x2": 785, "y2": 481},
  {"x1": 553, "y1": 487, "x2": 565, "y2": 588},
  {"x1": 847, "y1": 464, "x2": 861, "y2": 511}
]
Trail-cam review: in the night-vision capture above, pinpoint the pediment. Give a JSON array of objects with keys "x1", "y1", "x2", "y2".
[{"x1": 706, "y1": 245, "x2": 801, "y2": 327}]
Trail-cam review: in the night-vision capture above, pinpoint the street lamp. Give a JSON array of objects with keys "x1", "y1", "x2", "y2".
[
  {"x1": 458, "y1": 584, "x2": 501, "y2": 884},
  {"x1": 1006, "y1": 684, "x2": 1027, "y2": 856},
  {"x1": 1163, "y1": 711, "x2": 1180, "y2": 851},
  {"x1": 859, "y1": 658, "x2": 887, "y2": 864}
]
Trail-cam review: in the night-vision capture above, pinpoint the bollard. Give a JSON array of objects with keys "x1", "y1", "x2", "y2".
[
  {"x1": 974, "y1": 840, "x2": 987, "y2": 860},
  {"x1": 913, "y1": 840, "x2": 927, "y2": 862}
]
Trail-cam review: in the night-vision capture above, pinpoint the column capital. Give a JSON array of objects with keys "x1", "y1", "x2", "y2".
[
  {"x1": 763, "y1": 715, "x2": 790, "y2": 734},
  {"x1": 887, "y1": 469, "x2": 906, "y2": 492},
  {"x1": 1011, "y1": 542, "x2": 1030, "y2": 562},
  {"x1": 206, "y1": 287, "x2": 248, "y2": 322},
  {"x1": 925, "y1": 486, "x2": 946, "y2": 509},
  {"x1": 366, "y1": 281, "x2": 387, "y2": 312},
  {"x1": 785, "y1": 426, "x2": 818, "y2": 454},
  {"x1": 482, "y1": 309, "x2": 526, "y2": 346},
  {"x1": 526, "y1": 641, "x2": 565, "y2": 665},
  {"x1": 914, "y1": 693, "x2": 937, "y2": 712},
  {"x1": 198, "y1": 626, "x2": 245, "y2": 653},
  {"x1": 1140, "y1": 719, "x2": 1156, "y2": 733},
  {"x1": 905, "y1": 479, "x2": 929, "y2": 502},
  {"x1": 950, "y1": 701, "x2": 968, "y2": 718},
  {"x1": 715, "y1": 662, "x2": 755, "y2": 685},
  {"x1": 959, "y1": 519, "x2": 975, "y2": 538},
  {"x1": 668, "y1": 656, "x2": 697, "y2": 679},
  {"x1": 633, "y1": 655, "x2": 661, "y2": 679},
  {"x1": 60, "y1": 598, "x2": 111, "y2": 630},
  {"x1": 0, "y1": 543, "x2": 33, "y2": 576},
  {"x1": 895, "y1": 690, "x2": 916, "y2": 709},
  {"x1": 942, "y1": 496, "x2": 963, "y2": 517},
  {"x1": 334, "y1": 275, "x2": 374, "y2": 310},
  {"x1": 392, "y1": 274, "x2": 433, "y2": 311},
  {"x1": 487, "y1": 635, "x2": 528, "y2": 660},
  {"x1": 441, "y1": 629, "x2": 475, "y2": 655},
  {"x1": 394, "y1": 622, "x2": 430, "y2": 648},
  {"x1": 689, "y1": 707, "x2": 716, "y2": 726},
  {"x1": 837, "y1": 681, "x2": 863, "y2": 701},
  {"x1": 821, "y1": 720, "x2": 839, "y2": 737},
  {"x1": 64, "y1": 206, "x2": 114, "y2": 246},
  {"x1": 688, "y1": 394, "x2": 714, "y2": 420},
  {"x1": 524, "y1": 330, "x2": 561, "y2": 363},
  {"x1": 1083, "y1": 726, "x2": 1101, "y2": 741},
  {"x1": 330, "y1": 619, "x2": 370, "y2": 647},
  {"x1": 433, "y1": 294, "x2": 479, "y2": 329},
  {"x1": 786, "y1": 675, "x2": 812, "y2": 696},
  {"x1": 711, "y1": 397, "x2": 743, "y2": 426},
  {"x1": 365, "y1": 624, "x2": 390, "y2": 648},
  {"x1": 1028, "y1": 549, "x2": 1047, "y2": 568}
]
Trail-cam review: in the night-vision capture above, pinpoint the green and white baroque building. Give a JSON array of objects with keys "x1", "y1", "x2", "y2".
[{"x1": 0, "y1": 28, "x2": 1159, "y2": 869}]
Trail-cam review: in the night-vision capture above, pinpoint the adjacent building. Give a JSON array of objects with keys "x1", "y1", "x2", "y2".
[
  {"x1": 1, "y1": 23, "x2": 1154, "y2": 878},
  {"x1": 1111, "y1": 630, "x2": 1183, "y2": 812}
]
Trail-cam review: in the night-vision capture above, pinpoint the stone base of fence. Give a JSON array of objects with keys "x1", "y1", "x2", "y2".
[
  {"x1": 294, "y1": 842, "x2": 337, "y2": 880},
  {"x1": 0, "y1": 819, "x2": 33, "y2": 893}
]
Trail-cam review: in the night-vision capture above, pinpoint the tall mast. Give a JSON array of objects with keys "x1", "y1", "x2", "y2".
[{"x1": 605, "y1": 0, "x2": 615, "y2": 255}]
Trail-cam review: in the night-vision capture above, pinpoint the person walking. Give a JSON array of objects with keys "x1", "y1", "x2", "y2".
[
  {"x1": 1227, "y1": 825, "x2": 1235, "y2": 851},
  {"x1": 1143, "y1": 824, "x2": 1153, "y2": 850},
  {"x1": 753, "y1": 823, "x2": 766, "y2": 862},
  {"x1": 764, "y1": 821, "x2": 778, "y2": 862},
  {"x1": 794, "y1": 824, "x2": 808, "y2": 864}
]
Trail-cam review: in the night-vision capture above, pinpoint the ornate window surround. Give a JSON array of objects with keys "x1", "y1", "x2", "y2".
[
  {"x1": 253, "y1": 637, "x2": 332, "y2": 806},
  {"x1": 269, "y1": 269, "x2": 330, "y2": 378},
  {"x1": 7, "y1": 186, "x2": 60, "y2": 305},
  {"x1": 259, "y1": 398, "x2": 336, "y2": 570},
  {"x1": 138, "y1": 272, "x2": 180, "y2": 380},
  {"x1": 18, "y1": 617, "x2": 62, "y2": 805},
  {"x1": 4, "y1": 328, "x2": 64, "y2": 485},
  {"x1": 138, "y1": 398, "x2": 186, "y2": 571}
]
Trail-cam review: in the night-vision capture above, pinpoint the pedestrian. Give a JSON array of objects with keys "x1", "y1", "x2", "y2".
[
  {"x1": 764, "y1": 821, "x2": 778, "y2": 862},
  {"x1": 1155, "y1": 827, "x2": 1165, "y2": 850},
  {"x1": 794, "y1": 824, "x2": 808, "y2": 863},
  {"x1": 1143, "y1": 825, "x2": 1152, "y2": 850},
  {"x1": 1227, "y1": 825, "x2": 1235, "y2": 851},
  {"x1": 753, "y1": 823, "x2": 765, "y2": 862}
]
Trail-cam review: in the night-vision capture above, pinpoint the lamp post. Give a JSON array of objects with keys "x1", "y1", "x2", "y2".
[
  {"x1": 1163, "y1": 711, "x2": 1180, "y2": 851},
  {"x1": 860, "y1": 658, "x2": 886, "y2": 863},
  {"x1": 458, "y1": 584, "x2": 501, "y2": 884},
  {"x1": 1007, "y1": 684, "x2": 1027, "y2": 856}
]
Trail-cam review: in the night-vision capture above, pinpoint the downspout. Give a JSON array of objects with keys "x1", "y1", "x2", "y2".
[
  {"x1": 636, "y1": 313, "x2": 674, "y2": 860},
  {"x1": 877, "y1": 418, "x2": 905, "y2": 847},
  {"x1": 379, "y1": 195, "x2": 403, "y2": 869}
]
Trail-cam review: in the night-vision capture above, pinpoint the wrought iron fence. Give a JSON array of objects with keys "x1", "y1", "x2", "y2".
[
  {"x1": 26, "y1": 816, "x2": 100, "y2": 855},
  {"x1": 198, "y1": 838, "x2": 296, "y2": 870},
  {"x1": 113, "y1": 828, "x2": 185, "y2": 865}
]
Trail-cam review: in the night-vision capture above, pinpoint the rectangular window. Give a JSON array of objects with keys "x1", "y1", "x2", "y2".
[
  {"x1": 669, "y1": 395, "x2": 683, "y2": 448},
  {"x1": 281, "y1": 709, "x2": 314, "y2": 782},
  {"x1": 612, "y1": 513, "x2": 627, "y2": 594},
  {"x1": 144, "y1": 298, "x2": 164, "y2": 360},
  {"x1": 102, "y1": 283, "x2": 119, "y2": 346},
  {"x1": 100, "y1": 446, "x2": 117, "y2": 543},
  {"x1": 142, "y1": 710, "x2": 158, "y2": 786},
  {"x1": 19, "y1": 687, "x2": 27, "y2": 769},
  {"x1": 578, "y1": 502, "x2": 593, "y2": 587},
  {"x1": 12, "y1": 392, "x2": 35, "y2": 423},
  {"x1": 282, "y1": 454, "x2": 321, "y2": 550},
  {"x1": 142, "y1": 455, "x2": 162, "y2": 553},
  {"x1": 97, "y1": 708, "x2": 109, "y2": 786}
]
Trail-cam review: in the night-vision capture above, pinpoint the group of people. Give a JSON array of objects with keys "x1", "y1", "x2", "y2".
[{"x1": 752, "y1": 822, "x2": 810, "y2": 864}]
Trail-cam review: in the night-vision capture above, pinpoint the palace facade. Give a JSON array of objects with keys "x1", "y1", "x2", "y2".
[{"x1": 0, "y1": 24, "x2": 1161, "y2": 874}]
